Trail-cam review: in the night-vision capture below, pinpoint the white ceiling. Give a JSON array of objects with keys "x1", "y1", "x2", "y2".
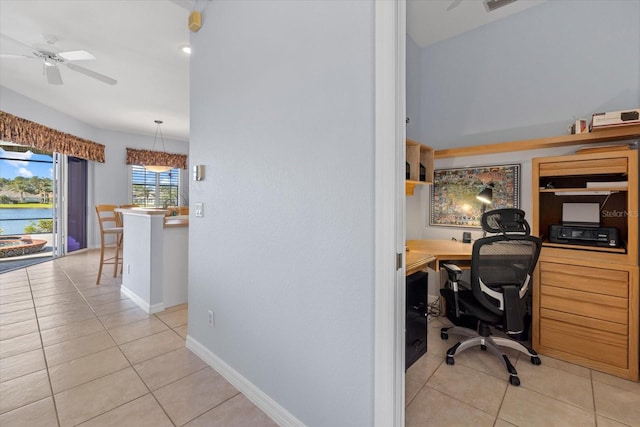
[
  {"x1": 0, "y1": 0, "x2": 544, "y2": 143},
  {"x1": 0, "y1": 0, "x2": 193, "y2": 141}
]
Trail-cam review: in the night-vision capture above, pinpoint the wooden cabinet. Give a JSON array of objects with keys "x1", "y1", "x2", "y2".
[
  {"x1": 532, "y1": 149, "x2": 639, "y2": 381},
  {"x1": 406, "y1": 138, "x2": 434, "y2": 196}
]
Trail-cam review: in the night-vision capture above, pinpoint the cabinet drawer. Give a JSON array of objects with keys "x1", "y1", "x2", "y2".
[
  {"x1": 540, "y1": 263, "x2": 628, "y2": 298},
  {"x1": 539, "y1": 261, "x2": 630, "y2": 324},
  {"x1": 540, "y1": 287, "x2": 628, "y2": 324},
  {"x1": 538, "y1": 157, "x2": 628, "y2": 176},
  {"x1": 540, "y1": 308, "x2": 628, "y2": 336},
  {"x1": 540, "y1": 318, "x2": 628, "y2": 369}
]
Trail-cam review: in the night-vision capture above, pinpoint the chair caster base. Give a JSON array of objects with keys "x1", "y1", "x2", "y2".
[{"x1": 509, "y1": 375, "x2": 520, "y2": 386}]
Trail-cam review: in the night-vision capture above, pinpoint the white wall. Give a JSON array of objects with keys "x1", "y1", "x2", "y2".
[
  {"x1": 0, "y1": 86, "x2": 189, "y2": 248},
  {"x1": 187, "y1": 1, "x2": 376, "y2": 425}
]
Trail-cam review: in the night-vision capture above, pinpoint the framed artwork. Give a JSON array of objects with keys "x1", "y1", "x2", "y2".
[{"x1": 430, "y1": 164, "x2": 520, "y2": 228}]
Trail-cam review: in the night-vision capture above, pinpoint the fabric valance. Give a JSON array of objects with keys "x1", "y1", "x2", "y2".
[
  {"x1": 0, "y1": 110, "x2": 105, "y2": 162},
  {"x1": 125, "y1": 147, "x2": 187, "y2": 170}
]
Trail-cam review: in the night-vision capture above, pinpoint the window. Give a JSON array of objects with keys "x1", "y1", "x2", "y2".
[{"x1": 131, "y1": 165, "x2": 179, "y2": 208}]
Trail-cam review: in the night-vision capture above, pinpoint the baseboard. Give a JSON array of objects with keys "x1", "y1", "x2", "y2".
[
  {"x1": 186, "y1": 336, "x2": 305, "y2": 427},
  {"x1": 120, "y1": 286, "x2": 164, "y2": 314}
]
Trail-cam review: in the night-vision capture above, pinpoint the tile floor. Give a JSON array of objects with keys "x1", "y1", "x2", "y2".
[
  {"x1": 2, "y1": 250, "x2": 639, "y2": 426},
  {"x1": 0, "y1": 250, "x2": 277, "y2": 427},
  {"x1": 406, "y1": 316, "x2": 640, "y2": 427}
]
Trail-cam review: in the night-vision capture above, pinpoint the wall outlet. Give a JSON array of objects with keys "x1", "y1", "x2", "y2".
[
  {"x1": 195, "y1": 202, "x2": 204, "y2": 217},
  {"x1": 208, "y1": 309, "x2": 215, "y2": 327}
]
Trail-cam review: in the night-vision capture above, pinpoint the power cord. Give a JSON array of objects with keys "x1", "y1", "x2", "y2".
[{"x1": 427, "y1": 296, "x2": 442, "y2": 320}]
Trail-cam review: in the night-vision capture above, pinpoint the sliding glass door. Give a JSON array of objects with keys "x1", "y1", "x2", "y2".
[
  {"x1": 1, "y1": 143, "x2": 87, "y2": 270},
  {"x1": 0, "y1": 143, "x2": 55, "y2": 269}
]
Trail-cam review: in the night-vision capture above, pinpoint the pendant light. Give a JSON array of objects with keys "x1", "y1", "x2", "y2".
[{"x1": 143, "y1": 120, "x2": 172, "y2": 173}]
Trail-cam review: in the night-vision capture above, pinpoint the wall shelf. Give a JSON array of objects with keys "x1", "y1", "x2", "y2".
[
  {"x1": 434, "y1": 124, "x2": 640, "y2": 159},
  {"x1": 406, "y1": 138, "x2": 434, "y2": 196}
]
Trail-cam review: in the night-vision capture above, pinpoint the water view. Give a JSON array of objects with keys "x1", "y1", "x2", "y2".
[
  {"x1": 1, "y1": 145, "x2": 54, "y2": 237},
  {"x1": 0, "y1": 207, "x2": 53, "y2": 235}
]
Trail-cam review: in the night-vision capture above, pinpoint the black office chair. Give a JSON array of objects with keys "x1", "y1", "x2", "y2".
[{"x1": 439, "y1": 208, "x2": 542, "y2": 386}]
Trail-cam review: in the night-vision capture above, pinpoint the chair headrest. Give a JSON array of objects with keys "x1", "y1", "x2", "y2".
[{"x1": 481, "y1": 208, "x2": 530, "y2": 235}]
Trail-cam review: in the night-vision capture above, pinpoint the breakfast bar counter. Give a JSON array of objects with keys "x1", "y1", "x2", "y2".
[{"x1": 116, "y1": 208, "x2": 188, "y2": 313}]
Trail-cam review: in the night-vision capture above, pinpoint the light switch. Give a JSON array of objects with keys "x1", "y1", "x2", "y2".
[{"x1": 195, "y1": 202, "x2": 204, "y2": 217}]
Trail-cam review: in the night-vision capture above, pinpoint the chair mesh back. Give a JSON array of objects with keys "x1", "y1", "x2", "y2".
[
  {"x1": 471, "y1": 233, "x2": 541, "y2": 318},
  {"x1": 476, "y1": 238, "x2": 539, "y2": 292}
]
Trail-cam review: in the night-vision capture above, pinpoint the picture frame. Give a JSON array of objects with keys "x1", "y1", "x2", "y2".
[{"x1": 430, "y1": 164, "x2": 520, "y2": 228}]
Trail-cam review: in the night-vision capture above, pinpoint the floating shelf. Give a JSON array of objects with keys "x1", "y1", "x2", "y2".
[{"x1": 434, "y1": 124, "x2": 640, "y2": 159}]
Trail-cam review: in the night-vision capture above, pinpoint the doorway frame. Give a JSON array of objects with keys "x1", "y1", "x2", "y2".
[{"x1": 374, "y1": 0, "x2": 406, "y2": 426}]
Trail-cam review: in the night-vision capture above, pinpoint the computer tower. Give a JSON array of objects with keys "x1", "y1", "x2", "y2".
[{"x1": 406, "y1": 271, "x2": 428, "y2": 369}]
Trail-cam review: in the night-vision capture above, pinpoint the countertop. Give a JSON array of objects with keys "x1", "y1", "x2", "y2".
[{"x1": 116, "y1": 208, "x2": 188, "y2": 227}]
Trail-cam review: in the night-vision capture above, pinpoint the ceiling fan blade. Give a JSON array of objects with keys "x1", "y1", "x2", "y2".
[
  {"x1": 65, "y1": 62, "x2": 117, "y2": 85},
  {"x1": 446, "y1": 0, "x2": 463, "y2": 11},
  {"x1": 0, "y1": 32, "x2": 36, "y2": 54},
  {"x1": 58, "y1": 50, "x2": 95, "y2": 61},
  {"x1": 0, "y1": 54, "x2": 36, "y2": 59},
  {"x1": 45, "y1": 64, "x2": 63, "y2": 85}
]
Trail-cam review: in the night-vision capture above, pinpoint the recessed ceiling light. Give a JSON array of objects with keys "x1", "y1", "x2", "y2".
[{"x1": 180, "y1": 45, "x2": 191, "y2": 55}]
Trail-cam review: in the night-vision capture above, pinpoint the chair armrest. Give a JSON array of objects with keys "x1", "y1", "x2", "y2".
[
  {"x1": 442, "y1": 263, "x2": 463, "y2": 282},
  {"x1": 441, "y1": 263, "x2": 465, "y2": 318},
  {"x1": 503, "y1": 285, "x2": 524, "y2": 334}
]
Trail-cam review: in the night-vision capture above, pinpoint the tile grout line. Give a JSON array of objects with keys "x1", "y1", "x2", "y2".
[
  {"x1": 25, "y1": 265, "x2": 63, "y2": 427},
  {"x1": 589, "y1": 369, "x2": 599, "y2": 427},
  {"x1": 180, "y1": 391, "x2": 243, "y2": 426}
]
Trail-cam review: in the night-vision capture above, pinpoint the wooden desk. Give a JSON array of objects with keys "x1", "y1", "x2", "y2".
[
  {"x1": 406, "y1": 239, "x2": 473, "y2": 316},
  {"x1": 406, "y1": 251, "x2": 436, "y2": 276},
  {"x1": 406, "y1": 239, "x2": 473, "y2": 271}
]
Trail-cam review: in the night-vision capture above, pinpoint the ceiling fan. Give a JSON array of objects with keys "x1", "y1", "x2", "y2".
[
  {"x1": 446, "y1": 0, "x2": 518, "y2": 12},
  {"x1": 0, "y1": 33, "x2": 117, "y2": 86},
  {"x1": 446, "y1": 0, "x2": 463, "y2": 11}
]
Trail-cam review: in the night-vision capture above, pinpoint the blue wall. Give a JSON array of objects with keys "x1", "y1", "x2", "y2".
[
  {"x1": 406, "y1": 35, "x2": 421, "y2": 141},
  {"x1": 414, "y1": 0, "x2": 640, "y2": 149},
  {"x1": 188, "y1": 1, "x2": 376, "y2": 425}
]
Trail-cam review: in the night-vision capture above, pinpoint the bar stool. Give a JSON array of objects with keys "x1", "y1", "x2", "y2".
[
  {"x1": 115, "y1": 204, "x2": 136, "y2": 228},
  {"x1": 115, "y1": 204, "x2": 136, "y2": 264},
  {"x1": 95, "y1": 204, "x2": 123, "y2": 284}
]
